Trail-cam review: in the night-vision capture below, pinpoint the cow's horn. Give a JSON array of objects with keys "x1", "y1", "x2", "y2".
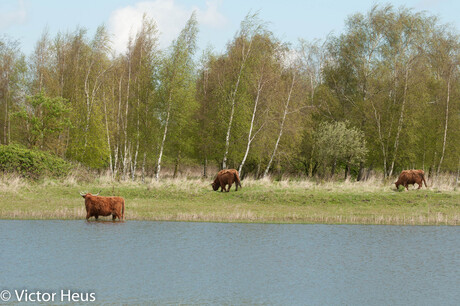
[
  {"x1": 79, "y1": 191, "x2": 86, "y2": 196},
  {"x1": 94, "y1": 190, "x2": 101, "y2": 196}
]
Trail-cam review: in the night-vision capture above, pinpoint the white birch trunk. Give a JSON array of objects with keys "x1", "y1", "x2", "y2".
[
  {"x1": 141, "y1": 152, "x2": 147, "y2": 183},
  {"x1": 113, "y1": 144, "x2": 119, "y2": 179},
  {"x1": 103, "y1": 92, "x2": 113, "y2": 179},
  {"x1": 132, "y1": 91, "x2": 141, "y2": 181},
  {"x1": 371, "y1": 102, "x2": 387, "y2": 178},
  {"x1": 114, "y1": 74, "x2": 123, "y2": 179},
  {"x1": 437, "y1": 74, "x2": 451, "y2": 175},
  {"x1": 83, "y1": 61, "x2": 94, "y2": 150},
  {"x1": 239, "y1": 77, "x2": 264, "y2": 174},
  {"x1": 389, "y1": 67, "x2": 409, "y2": 177},
  {"x1": 155, "y1": 94, "x2": 172, "y2": 180},
  {"x1": 263, "y1": 74, "x2": 296, "y2": 177},
  {"x1": 122, "y1": 56, "x2": 131, "y2": 179},
  {"x1": 83, "y1": 61, "x2": 110, "y2": 152},
  {"x1": 132, "y1": 140, "x2": 139, "y2": 181},
  {"x1": 132, "y1": 48, "x2": 143, "y2": 181},
  {"x1": 122, "y1": 142, "x2": 130, "y2": 181},
  {"x1": 222, "y1": 40, "x2": 253, "y2": 169}
]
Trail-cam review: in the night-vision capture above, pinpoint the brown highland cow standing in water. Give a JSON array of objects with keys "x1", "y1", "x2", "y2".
[
  {"x1": 80, "y1": 191, "x2": 125, "y2": 221},
  {"x1": 212, "y1": 169, "x2": 242, "y2": 192},
  {"x1": 395, "y1": 170, "x2": 428, "y2": 190}
]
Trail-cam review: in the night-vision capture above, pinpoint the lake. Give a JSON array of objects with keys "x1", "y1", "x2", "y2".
[{"x1": 0, "y1": 221, "x2": 459, "y2": 305}]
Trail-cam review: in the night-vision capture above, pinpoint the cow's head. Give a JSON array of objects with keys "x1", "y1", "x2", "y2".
[
  {"x1": 79, "y1": 190, "x2": 101, "y2": 198},
  {"x1": 211, "y1": 182, "x2": 219, "y2": 191}
]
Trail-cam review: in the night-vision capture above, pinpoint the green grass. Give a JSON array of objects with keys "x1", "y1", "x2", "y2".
[{"x1": 0, "y1": 175, "x2": 458, "y2": 225}]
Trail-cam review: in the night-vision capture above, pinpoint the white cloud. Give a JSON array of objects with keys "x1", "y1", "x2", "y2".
[
  {"x1": 108, "y1": 0, "x2": 227, "y2": 54},
  {"x1": 196, "y1": 1, "x2": 227, "y2": 28},
  {"x1": 0, "y1": 0, "x2": 27, "y2": 31}
]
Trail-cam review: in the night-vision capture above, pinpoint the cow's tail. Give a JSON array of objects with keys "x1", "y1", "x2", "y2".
[
  {"x1": 422, "y1": 175, "x2": 428, "y2": 188},
  {"x1": 234, "y1": 172, "x2": 242, "y2": 190},
  {"x1": 122, "y1": 199, "x2": 125, "y2": 221}
]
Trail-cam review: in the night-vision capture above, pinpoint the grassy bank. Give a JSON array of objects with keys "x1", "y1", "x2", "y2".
[{"x1": 0, "y1": 174, "x2": 458, "y2": 225}]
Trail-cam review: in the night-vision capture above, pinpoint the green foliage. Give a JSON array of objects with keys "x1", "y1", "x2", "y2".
[
  {"x1": 314, "y1": 121, "x2": 367, "y2": 168},
  {"x1": 13, "y1": 92, "x2": 71, "y2": 149},
  {"x1": 2, "y1": 5, "x2": 460, "y2": 179},
  {"x1": 321, "y1": 5, "x2": 460, "y2": 176},
  {"x1": 0, "y1": 144, "x2": 72, "y2": 179},
  {"x1": 157, "y1": 12, "x2": 199, "y2": 172},
  {"x1": 66, "y1": 103, "x2": 109, "y2": 169}
]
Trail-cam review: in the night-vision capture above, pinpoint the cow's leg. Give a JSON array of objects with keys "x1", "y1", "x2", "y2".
[
  {"x1": 405, "y1": 184, "x2": 409, "y2": 191},
  {"x1": 95, "y1": 215, "x2": 99, "y2": 220},
  {"x1": 112, "y1": 214, "x2": 116, "y2": 221},
  {"x1": 219, "y1": 179, "x2": 224, "y2": 192},
  {"x1": 227, "y1": 183, "x2": 232, "y2": 192},
  {"x1": 86, "y1": 212, "x2": 91, "y2": 220},
  {"x1": 417, "y1": 182, "x2": 422, "y2": 189}
]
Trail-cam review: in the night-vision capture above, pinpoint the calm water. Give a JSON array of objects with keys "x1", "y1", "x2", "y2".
[{"x1": 0, "y1": 221, "x2": 459, "y2": 305}]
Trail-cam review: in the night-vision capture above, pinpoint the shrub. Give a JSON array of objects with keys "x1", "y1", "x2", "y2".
[
  {"x1": 0, "y1": 144, "x2": 72, "y2": 179},
  {"x1": 313, "y1": 121, "x2": 367, "y2": 177}
]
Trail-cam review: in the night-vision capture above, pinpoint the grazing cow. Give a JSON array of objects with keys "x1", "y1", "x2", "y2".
[
  {"x1": 80, "y1": 191, "x2": 125, "y2": 221},
  {"x1": 395, "y1": 169, "x2": 428, "y2": 190},
  {"x1": 212, "y1": 169, "x2": 242, "y2": 192}
]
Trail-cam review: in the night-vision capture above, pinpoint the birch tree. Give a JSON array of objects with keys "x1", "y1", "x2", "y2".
[
  {"x1": 196, "y1": 47, "x2": 216, "y2": 177},
  {"x1": 221, "y1": 12, "x2": 264, "y2": 169},
  {"x1": 30, "y1": 29, "x2": 52, "y2": 94},
  {"x1": 238, "y1": 33, "x2": 278, "y2": 175},
  {"x1": 155, "y1": 13, "x2": 198, "y2": 180},
  {"x1": 322, "y1": 6, "x2": 437, "y2": 177},
  {"x1": 428, "y1": 30, "x2": 460, "y2": 175},
  {"x1": 120, "y1": 16, "x2": 160, "y2": 180},
  {"x1": 386, "y1": 11, "x2": 428, "y2": 177},
  {"x1": 263, "y1": 71, "x2": 296, "y2": 177},
  {"x1": 82, "y1": 26, "x2": 111, "y2": 153},
  {"x1": 0, "y1": 37, "x2": 25, "y2": 145}
]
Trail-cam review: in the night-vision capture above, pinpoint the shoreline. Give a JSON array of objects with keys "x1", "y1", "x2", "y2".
[{"x1": 0, "y1": 217, "x2": 457, "y2": 226}]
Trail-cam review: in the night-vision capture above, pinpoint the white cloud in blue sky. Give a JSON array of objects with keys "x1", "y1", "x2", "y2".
[
  {"x1": 1, "y1": 0, "x2": 459, "y2": 56},
  {"x1": 109, "y1": 0, "x2": 227, "y2": 53}
]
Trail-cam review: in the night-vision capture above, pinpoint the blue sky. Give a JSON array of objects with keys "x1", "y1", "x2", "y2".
[{"x1": 1, "y1": 0, "x2": 459, "y2": 55}]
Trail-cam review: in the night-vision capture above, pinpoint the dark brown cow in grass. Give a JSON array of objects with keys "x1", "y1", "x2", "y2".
[
  {"x1": 395, "y1": 169, "x2": 428, "y2": 190},
  {"x1": 80, "y1": 191, "x2": 125, "y2": 221},
  {"x1": 212, "y1": 169, "x2": 242, "y2": 192}
]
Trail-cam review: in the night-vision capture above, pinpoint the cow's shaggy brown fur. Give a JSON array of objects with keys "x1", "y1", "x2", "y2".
[
  {"x1": 395, "y1": 169, "x2": 428, "y2": 190},
  {"x1": 212, "y1": 169, "x2": 242, "y2": 192},
  {"x1": 81, "y1": 193, "x2": 125, "y2": 221}
]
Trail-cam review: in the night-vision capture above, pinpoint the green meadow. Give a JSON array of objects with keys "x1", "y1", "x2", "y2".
[{"x1": 1, "y1": 175, "x2": 458, "y2": 225}]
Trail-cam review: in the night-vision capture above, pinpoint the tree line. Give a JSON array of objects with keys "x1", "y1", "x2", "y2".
[{"x1": 1, "y1": 5, "x2": 459, "y2": 180}]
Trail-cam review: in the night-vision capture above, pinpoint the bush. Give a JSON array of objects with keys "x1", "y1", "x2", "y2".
[
  {"x1": 0, "y1": 144, "x2": 72, "y2": 179},
  {"x1": 314, "y1": 121, "x2": 367, "y2": 168}
]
